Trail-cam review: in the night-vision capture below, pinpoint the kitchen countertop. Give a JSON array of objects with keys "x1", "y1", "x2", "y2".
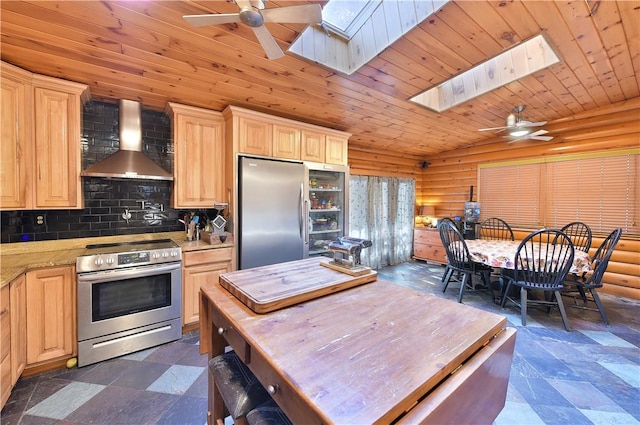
[{"x1": 0, "y1": 231, "x2": 233, "y2": 288}]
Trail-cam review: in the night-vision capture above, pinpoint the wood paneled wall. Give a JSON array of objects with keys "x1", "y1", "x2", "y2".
[{"x1": 419, "y1": 97, "x2": 640, "y2": 299}]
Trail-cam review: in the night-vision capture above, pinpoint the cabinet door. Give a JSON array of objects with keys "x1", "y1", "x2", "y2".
[
  {"x1": 183, "y1": 261, "x2": 231, "y2": 326},
  {"x1": 173, "y1": 112, "x2": 225, "y2": 207},
  {"x1": 413, "y1": 228, "x2": 447, "y2": 264},
  {"x1": 273, "y1": 124, "x2": 300, "y2": 160},
  {"x1": 325, "y1": 135, "x2": 348, "y2": 165},
  {"x1": 33, "y1": 86, "x2": 82, "y2": 208},
  {"x1": 10, "y1": 275, "x2": 26, "y2": 385},
  {"x1": 26, "y1": 266, "x2": 76, "y2": 364},
  {"x1": 301, "y1": 130, "x2": 325, "y2": 163},
  {"x1": 1, "y1": 285, "x2": 10, "y2": 408},
  {"x1": 238, "y1": 117, "x2": 272, "y2": 156},
  {"x1": 0, "y1": 67, "x2": 31, "y2": 209}
]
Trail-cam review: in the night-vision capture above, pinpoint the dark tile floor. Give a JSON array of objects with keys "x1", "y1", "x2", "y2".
[{"x1": 2, "y1": 260, "x2": 639, "y2": 425}]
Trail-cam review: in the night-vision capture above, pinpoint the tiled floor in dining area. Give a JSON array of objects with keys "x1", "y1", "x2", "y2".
[{"x1": 2, "y1": 260, "x2": 639, "y2": 425}]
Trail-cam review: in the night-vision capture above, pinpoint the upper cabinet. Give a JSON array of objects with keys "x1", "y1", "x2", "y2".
[
  {"x1": 223, "y1": 106, "x2": 350, "y2": 166},
  {"x1": 0, "y1": 61, "x2": 89, "y2": 210},
  {"x1": 0, "y1": 63, "x2": 31, "y2": 209},
  {"x1": 166, "y1": 103, "x2": 226, "y2": 208}
]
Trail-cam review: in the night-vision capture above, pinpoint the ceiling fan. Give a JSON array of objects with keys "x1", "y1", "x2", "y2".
[
  {"x1": 478, "y1": 105, "x2": 553, "y2": 142},
  {"x1": 183, "y1": 0, "x2": 322, "y2": 60}
]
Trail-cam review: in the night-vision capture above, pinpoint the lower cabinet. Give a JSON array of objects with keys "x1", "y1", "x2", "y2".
[
  {"x1": 26, "y1": 266, "x2": 76, "y2": 364},
  {"x1": 1, "y1": 285, "x2": 11, "y2": 408},
  {"x1": 182, "y1": 248, "x2": 232, "y2": 326},
  {"x1": 413, "y1": 227, "x2": 447, "y2": 264},
  {"x1": 1, "y1": 274, "x2": 27, "y2": 410}
]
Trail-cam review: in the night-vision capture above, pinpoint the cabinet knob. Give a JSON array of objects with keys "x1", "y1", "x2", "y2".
[
  {"x1": 267, "y1": 384, "x2": 279, "y2": 395},
  {"x1": 217, "y1": 327, "x2": 226, "y2": 335}
]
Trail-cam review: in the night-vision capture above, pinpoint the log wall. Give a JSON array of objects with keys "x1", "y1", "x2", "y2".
[{"x1": 419, "y1": 98, "x2": 640, "y2": 299}]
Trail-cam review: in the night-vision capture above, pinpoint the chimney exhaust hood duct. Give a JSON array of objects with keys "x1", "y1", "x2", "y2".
[{"x1": 80, "y1": 99, "x2": 173, "y2": 181}]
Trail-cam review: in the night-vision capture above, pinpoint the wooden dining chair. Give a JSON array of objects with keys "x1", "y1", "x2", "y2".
[
  {"x1": 500, "y1": 229, "x2": 575, "y2": 331},
  {"x1": 437, "y1": 218, "x2": 456, "y2": 284},
  {"x1": 439, "y1": 219, "x2": 491, "y2": 303},
  {"x1": 479, "y1": 217, "x2": 515, "y2": 241},
  {"x1": 562, "y1": 228, "x2": 623, "y2": 325},
  {"x1": 560, "y1": 222, "x2": 592, "y2": 253}
]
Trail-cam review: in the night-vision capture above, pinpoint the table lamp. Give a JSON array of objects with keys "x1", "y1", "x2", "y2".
[{"x1": 419, "y1": 205, "x2": 436, "y2": 227}]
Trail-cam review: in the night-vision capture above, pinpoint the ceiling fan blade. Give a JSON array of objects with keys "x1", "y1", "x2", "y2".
[
  {"x1": 184, "y1": 14, "x2": 241, "y2": 26},
  {"x1": 235, "y1": 0, "x2": 254, "y2": 10},
  {"x1": 518, "y1": 120, "x2": 547, "y2": 127},
  {"x1": 528, "y1": 129, "x2": 549, "y2": 137},
  {"x1": 252, "y1": 25, "x2": 285, "y2": 59},
  {"x1": 529, "y1": 135, "x2": 553, "y2": 141},
  {"x1": 478, "y1": 126, "x2": 508, "y2": 132},
  {"x1": 261, "y1": 4, "x2": 323, "y2": 24}
]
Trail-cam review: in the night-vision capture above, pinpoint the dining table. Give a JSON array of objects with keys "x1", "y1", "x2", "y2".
[
  {"x1": 464, "y1": 238, "x2": 592, "y2": 274},
  {"x1": 199, "y1": 257, "x2": 516, "y2": 425}
]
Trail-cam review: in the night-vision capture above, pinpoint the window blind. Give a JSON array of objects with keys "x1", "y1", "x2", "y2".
[
  {"x1": 546, "y1": 153, "x2": 639, "y2": 234},
  {"x1": 478, "y1": 150, "x2": 639, "y2": 236},
  {"x1": 479, "y1": 162, "x2": 541, "y2": 228}
]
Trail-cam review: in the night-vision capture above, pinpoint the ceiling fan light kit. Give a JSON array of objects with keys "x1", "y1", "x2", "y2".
[
  {"x1": 183, "y1": 0, "x2": 322, "y2": 60},
  {"x1": 509, "y1": 129, "x2": 529, "y2": 137},
  {"x1": 479, "y1": 105, "x2": 553, "y2": 143}
]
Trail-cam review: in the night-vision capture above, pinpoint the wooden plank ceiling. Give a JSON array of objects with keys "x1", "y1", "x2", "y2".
[{"x1": 1, "y1": 0, "x2": 638, "y2": 156}]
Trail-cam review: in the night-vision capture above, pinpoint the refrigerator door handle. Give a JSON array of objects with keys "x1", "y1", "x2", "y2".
[{"x1": 299, "y1": 183, "x2": 305, "y2": 240}]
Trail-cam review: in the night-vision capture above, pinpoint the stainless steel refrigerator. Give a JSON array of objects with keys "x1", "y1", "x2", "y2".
[
  {"x1": 238, "y1": 156, "x2": 349, "y2": 270},
  {"x1": 238, "y1": 156, "x2": 306, "y2": 269}
]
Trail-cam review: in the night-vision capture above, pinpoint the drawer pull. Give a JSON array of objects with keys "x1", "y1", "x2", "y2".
[
  {"x1": 217, "y1": 327, "x2": 227, "y2": 335},
  {"x1": 267, "y1": 384, "x2": 279, "y2": 395}
]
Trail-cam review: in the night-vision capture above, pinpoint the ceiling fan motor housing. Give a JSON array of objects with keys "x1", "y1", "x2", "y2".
[{"x1": 239, "y1": 9, "x2": 264, "y2": 27}]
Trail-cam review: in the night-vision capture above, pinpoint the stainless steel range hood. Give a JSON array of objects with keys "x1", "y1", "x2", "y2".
[{"x1": 81, "y1": 99, "x2": 173, "y2": 181}]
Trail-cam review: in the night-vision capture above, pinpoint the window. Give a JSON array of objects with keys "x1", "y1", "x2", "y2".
[{"x1": 479, "y1": 150, "x2": 639, "y2": 236}]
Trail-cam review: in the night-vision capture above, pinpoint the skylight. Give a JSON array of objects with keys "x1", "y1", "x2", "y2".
[
  {"x1": 410, "y1": 34, "x2": 561, "y2": 112},
  {"x1": 289, "y1": 0, "x2": 451, "y2": 75},
  {"x1": 321, "y1": 0, "x2": 381, "y2": 40}
]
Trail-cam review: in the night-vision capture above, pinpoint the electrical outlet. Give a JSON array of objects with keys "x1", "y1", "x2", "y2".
[{"x1": 35, "y1": 214, "x2": 46, "y2": 226}]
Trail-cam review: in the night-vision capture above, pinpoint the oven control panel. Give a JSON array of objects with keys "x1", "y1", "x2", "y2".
[
  {"x1": 77, "y1": 247, "x2": 182, "y2": 273},
  {"x1": 118, "y1": 251, "x2": 150, "y2": 265}
]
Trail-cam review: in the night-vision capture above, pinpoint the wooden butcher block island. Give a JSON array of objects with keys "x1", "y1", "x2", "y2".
[
  {"x1": 200, "y1": 258, "x2": 516, "y2": 425},
  {"x1": 219, "y1": 257, "x2": 377, "y2": 313}
]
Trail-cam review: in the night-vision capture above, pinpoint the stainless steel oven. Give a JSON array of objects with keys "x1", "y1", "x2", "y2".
[{"x1": 76, "y1": 239, "x2": 182, "y2": 367}]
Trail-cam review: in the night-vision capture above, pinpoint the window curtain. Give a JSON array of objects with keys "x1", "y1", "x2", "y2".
[{"x1": 349, "y1": 175, "x2": 416, "y2": 269}]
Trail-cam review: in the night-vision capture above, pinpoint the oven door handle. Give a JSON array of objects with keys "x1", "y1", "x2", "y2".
[{"x1": 77, "y1": 262, "x2": 181, "y2": 284}]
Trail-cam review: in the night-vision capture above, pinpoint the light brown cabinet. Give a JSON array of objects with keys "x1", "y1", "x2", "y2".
[
  {"x1": 166, "y1": 103, "x2": 225, "y2": 208},
  {"x1": 10, "y1": 275, "x2": 26, "y2": 387},
  {"x1": 300, "y1": 129, "x2": 325, "y2": 163},
  {"x1": 182, "y1": 248, "x2": 232, "y2": 326},
  {"x1": 1, "y1": 285, "x2": 11, "y2": 408},
  {"x1": 273, "y1": 124, "x2": 300, "y2": 160},
  {"x1": 413, "y1": 227, "x2": 447, "y2": 264},
  {"x1": 325, "y1": 134, "x2": 348, "y2": 165},
  {"x1": 26, "y1": 266, "x2": 76, "y2": 364},
  {"x1": 1, "y1": 275, "x2": 27, "y2": 410},
  {"x1": 223, "y1": 105, "x2": 350, "y2": 165},
  {"x1": 0, "y1": 63, "x2": 31, "y2": 209},
  {"x1": 238, "y1": 116, "x2": 272, "y2": 156},
  {"x1": 0, "y1": 61, "x2": 89, "y2": 210}
]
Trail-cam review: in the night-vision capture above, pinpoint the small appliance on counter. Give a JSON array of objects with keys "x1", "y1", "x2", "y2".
[{"x1": 321, "y1": 236, "x2": 372, "y2": 276}]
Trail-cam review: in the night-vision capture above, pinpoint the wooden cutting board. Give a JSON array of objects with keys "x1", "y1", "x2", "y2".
[{"x1": 219, "y1": 257, "x2": 377, "y2": 313}]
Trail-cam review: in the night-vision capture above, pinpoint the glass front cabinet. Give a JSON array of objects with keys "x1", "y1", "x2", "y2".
[{"x1": 305, "y1": 163, "x2": 349, "y2": 258}]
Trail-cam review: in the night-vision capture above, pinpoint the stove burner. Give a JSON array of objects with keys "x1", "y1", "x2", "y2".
[{"x1": 86, "y1": 239, "x2": 174, "y2": 249}]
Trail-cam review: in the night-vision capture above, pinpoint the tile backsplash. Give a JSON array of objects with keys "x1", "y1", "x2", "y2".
[{"x1": 1, "y1": 100, "x2": 213, "y2": 243}]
